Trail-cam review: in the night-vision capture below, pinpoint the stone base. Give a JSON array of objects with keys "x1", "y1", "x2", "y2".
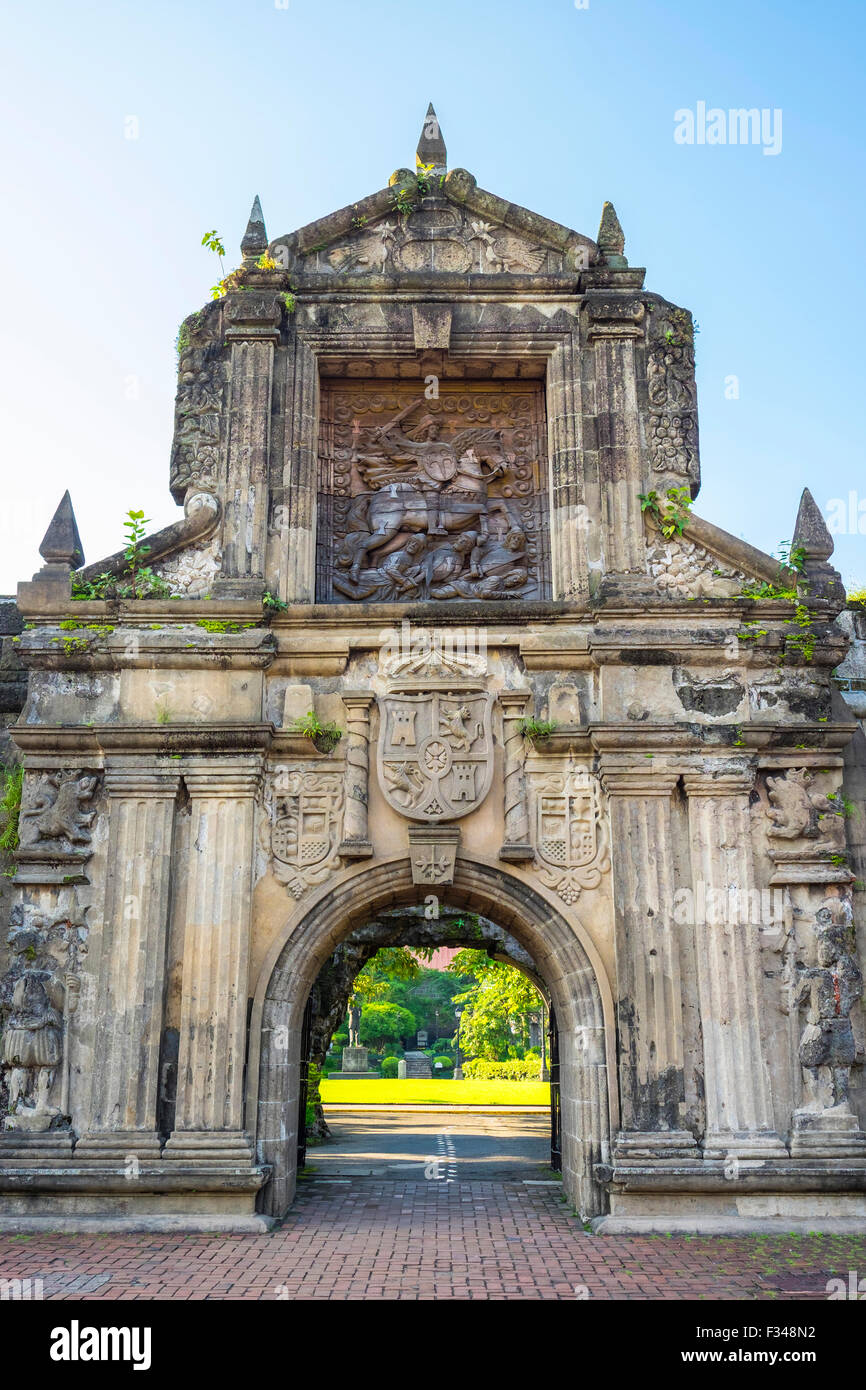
[
  {"x1": 341, "y1": 1046, "x2": 371, "y2": 1075},
  {"x1": 0, "y1": 1160, "x2": 269, "y2": 1232},
  {"x1": 613, "y1": 1130, "x2": 701, "y2": 1164},
  {"x1": 594, "y1": 1189, "x2": 866, "y2": 1235},
  {"x1": 702, "y1": 1128, "x2": 789, "y2": 1160},
  {"x1": 790, "y1": 1107, "x2": 866, "y2": 1158},
  {"x1": 74, "y1": 1130, "x2": 164, "y2": 1165},
  {"x1": 162, "y1": 1130, "x2": 254, "y2": 1166},
  {"x1": 498, "y1": 843, "x2": 535, "y2": 863},
  {"x1": 0, "y1": 1130, "x2": 75, "y2": 1163}
]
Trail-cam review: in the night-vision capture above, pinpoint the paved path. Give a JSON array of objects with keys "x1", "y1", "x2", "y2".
[
  {"x1": 2, "y1": 1112, "x2": 866, "y2": 1300},
  {"x1": 1, "y1": 1180, "x2": 865, "y2": 1300},
  {"x1": 311, "y1": 1108, "x2": 552, "y2": 1180}
]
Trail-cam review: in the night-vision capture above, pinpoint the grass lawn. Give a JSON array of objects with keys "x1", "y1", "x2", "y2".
[{"x1": 320, "y1": 1079, "x2": 550, "y2": 1106}]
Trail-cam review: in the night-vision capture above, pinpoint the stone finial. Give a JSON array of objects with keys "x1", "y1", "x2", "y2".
[
  {"x1": 416, "y1": 103, "x2": 446, "y2": 173},
  {"x1": 240, "y1": 195, "x2": 268, "y2": 259},
  {"x1": 39, "y1": 491, "x2": 84, "y2": 569},
  {"x1": 791, "y1": 486, "x2": 844, "y2": 610},
  {"x1": 793, "y1": 487, "x2": 834, "y2": 562},
  {"x1": 597, "y1": 201, "x2": 628, "y2": 267}
]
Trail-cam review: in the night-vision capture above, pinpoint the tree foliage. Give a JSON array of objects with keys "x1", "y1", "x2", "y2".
[
  {"x1": 448, "y1": 950, "x2": 543, "y2": 1060},
  {"x1": 358, "y1": 1001, "x2": 416, "y2": 1050}
]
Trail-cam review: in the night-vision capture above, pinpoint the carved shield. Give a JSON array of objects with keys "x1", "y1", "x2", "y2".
[
  {"x1": 378, "y1": 689, "x2": 493, "y2": 822},
  {"x1": 272, "y1": 776, "x2": 341, "y2": 874},
  {"x1": 536, "y1": 777, "x2": 600, "y2": 871}
]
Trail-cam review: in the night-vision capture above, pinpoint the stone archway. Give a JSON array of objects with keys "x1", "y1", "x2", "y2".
[{"x1": 248, "y1": 855, "x2": 616, "y2": 1220}]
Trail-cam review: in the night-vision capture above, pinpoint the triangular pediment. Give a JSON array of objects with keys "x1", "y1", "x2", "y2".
[{"x1": 269, "y1": 170, "x2": 598, "y2": 281}]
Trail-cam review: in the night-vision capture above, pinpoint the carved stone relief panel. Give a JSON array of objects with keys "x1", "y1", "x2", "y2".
[
  {"x1": 315, "y1": 380, "x2": 550, "y2": 602},
  {"x1": 264, "y1": 767, "x2": 344, "y2": 900},
  {"x1": 528, "y1": 765, "x2": 611, "y2": 904},
  {"x1": 299, "y1": 200, "x2": 566, "y2": 278},
  {"x1": 170, "y1": 346, "x2": 226, "y2": 503}
]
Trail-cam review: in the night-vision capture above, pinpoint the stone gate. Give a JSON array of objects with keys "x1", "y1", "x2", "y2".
[{"x1": 1, "y1": 108, "x2": 865, "y2": 1233}]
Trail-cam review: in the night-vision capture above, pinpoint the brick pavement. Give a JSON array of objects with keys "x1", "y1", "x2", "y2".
[{"x1": 1, "y1": 1178, "x2": 865, "y2": 1300}]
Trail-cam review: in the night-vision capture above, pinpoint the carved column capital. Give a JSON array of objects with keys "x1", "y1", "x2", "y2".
[
  {"x1": 682, "y1": 766, "x2": 756, "y2": 798},
  {"x1": 599, "y1": 765, "x2": 679, "y2": 797},
  {"x1": 103, "y1": 765, "x2": 182, "y2": 798},
  {"x1": 182, "y1": 760, "x2": 264, "y2": 799}
]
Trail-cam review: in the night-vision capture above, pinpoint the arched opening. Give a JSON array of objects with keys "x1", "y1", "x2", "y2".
[{"x1": 248, "y1": 855, "x2": 615, "y2": 1220}]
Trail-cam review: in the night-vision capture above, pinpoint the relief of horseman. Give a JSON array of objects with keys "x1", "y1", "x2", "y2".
[{"x1": 338, "y1": 397, "x2": 518, "y2": 585}]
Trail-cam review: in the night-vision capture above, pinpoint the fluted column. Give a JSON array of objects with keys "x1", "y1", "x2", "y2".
[
  {"x1": 602, "y1": 767, "x2": 698, "y2": 1159},
  {"x1": 339, "y1": 692, "x2": 374, "y2": 858},
  {"x1": 77, "y1": 765, "x2": 180, "y2": 1161},
  {"x1": 683, "y1": 769, "x2": 786, "y2": 1158},
  {"x1": 164, "y1": 760, "x2": 262, "y2": 1163},
  {"x1": 499, "y1": 691, "x2": 533, "y2": 862}
]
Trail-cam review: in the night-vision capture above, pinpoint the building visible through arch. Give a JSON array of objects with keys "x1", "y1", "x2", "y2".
[{"x1": 1, "y1": 107, "x2": 865, "y2": 1233}]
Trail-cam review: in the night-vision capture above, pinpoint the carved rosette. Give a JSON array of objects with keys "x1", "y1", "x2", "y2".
[
  {"x1": 266, "y1": 768, "x2": 344, "y2": 899},
  {"x1": 529, "y1": 767, "x2": 610, "y2": 904}
]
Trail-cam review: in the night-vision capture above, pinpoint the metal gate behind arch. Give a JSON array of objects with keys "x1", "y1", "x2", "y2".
[{"x1": 549, "y1": 1007, "x2": 561, "y2": 1171}]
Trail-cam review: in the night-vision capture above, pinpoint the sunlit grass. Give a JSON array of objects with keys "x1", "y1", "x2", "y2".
[{"x1": 320, "y1": 1079, "x2": 550, "y2": 1105}]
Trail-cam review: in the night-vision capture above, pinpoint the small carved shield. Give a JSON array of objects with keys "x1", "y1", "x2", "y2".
[
  {"x1": 536, "y1": 776, "x2": 600, "y2": 871},
  {"x1": 378, "y1": 688, "x2": 493, "y2": 822}
]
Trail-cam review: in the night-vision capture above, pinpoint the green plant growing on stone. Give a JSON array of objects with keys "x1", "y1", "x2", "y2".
[
  {"x1": 848, "y1": 588, "x2": 866, "y2": 609},
  {"x1": 518, "y1": 717, "x2": 557, "y2": 744},
  {"x1": 390, "y1": 183, "x2": 416, "y2": 218},
  {"x1": 415, "y1": 162, "x2": 435, "y2": 196},
  {"x1": 638, "y1": 486, "x2": 693, "y2": 538},
  {"x1": 289, "y1": 710, "x2": 343, "y2": 753},
  {"x1": 256, "y1": 252, "x2": 277, "y2": 270},
  {"x1": 0, "y1": 765, "x2": 23, "y2": 854},
  {"x1": 262, "y1": 591, "x2": 288, "y2": 612},
  {"x1": 280, "y1": 291, "x2": 296, "y2": 314},
  {"x1": 735, "y1": 541, "x2": 817, "y2": 665}
]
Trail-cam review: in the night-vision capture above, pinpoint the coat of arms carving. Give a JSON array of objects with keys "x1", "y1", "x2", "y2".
[
  {"x1": 267, "y1": 768, "x2": 343, "y2": 898},
  {"x1": 531, "y1": 768, "x2": 610, "y2": 904},
  {"x1": 378, "y1": 687, "x2": 493, "y2": 822}
]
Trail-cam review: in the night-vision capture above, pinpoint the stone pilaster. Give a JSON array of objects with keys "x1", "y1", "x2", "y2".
[
  {"x1": 163, "y1": 761, "x2": 262, "y2": 1163},
  {"x1": 546, "y1": 335, "x2": 589, "y2": 602},
  {"x1": 280, "y1": 336, "x2": 319, "y2": 604},
  {"x1": 602, "y1": 766, "x2": 698, "y2": 1160},
  {"x1": 498, "y1": 691, "x2": 534, "y2": 862},
  {"x1": 213, "y1": 294, "x2": 280, "y2": 599},
  {"x1": 585, "y1": 297, "x2": 648, "y2": 577},
  {"x1": 339, "y1": 692, "x2": 374, "y2": 858},
  {"x1": 76, "y1": 766, "x2": 180, "y2": 1162},
  {"x1": 683, "y1": 769, "x2": 787, "y2": 1158}
]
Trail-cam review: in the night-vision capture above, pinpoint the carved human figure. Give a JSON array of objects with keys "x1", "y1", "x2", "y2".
[
  {"x1": 347, "y1": 999, "x2": 362, "y2": 1048},
  {"x1": 795, "y1": 899, "x2": 863, "y2": 1113},
  {"x1": 0, "y1": 917, "x2": 72, "y2": 1126}
]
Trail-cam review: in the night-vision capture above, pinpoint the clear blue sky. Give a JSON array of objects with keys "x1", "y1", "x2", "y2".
[{"x1": 1, "y1": 0, "x2": 864, "y2": 591}]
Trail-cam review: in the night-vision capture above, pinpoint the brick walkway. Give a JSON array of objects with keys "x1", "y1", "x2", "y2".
[{"x1": 2, "y1": 1178, "x2": 866, "y2": 1300}]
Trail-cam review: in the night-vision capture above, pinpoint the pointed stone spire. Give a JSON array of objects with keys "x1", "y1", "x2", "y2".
[
  {"x1": 416, "y1": 103, "x2": 446, "y2": 174},
  {"x1": 791, "y1": 486, "x2": 844, "y2": 609},
  {"x1": 597, "y1": 201, "x2": 628, "y2": 267},
  {"x1": 18, "y1": 490, "x2": 83, "y2": 606},
  {"x1": 39, "y1": 491, "x2": 84, "y2": 568},
  {"x1": 240, "y1": 194, "x2": 268, "y2": 259},
  {"x1": 793, "y1": 487, "x2": 834, "y2": 561}
]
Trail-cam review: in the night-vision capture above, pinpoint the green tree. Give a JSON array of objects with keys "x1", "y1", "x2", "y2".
[
  {"x1": 359, "y1": 1001, "x2": 416, "y2": 1051},
  {"x1": 448, "y1": 950, "x2": 543, "y2": 1060}
]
